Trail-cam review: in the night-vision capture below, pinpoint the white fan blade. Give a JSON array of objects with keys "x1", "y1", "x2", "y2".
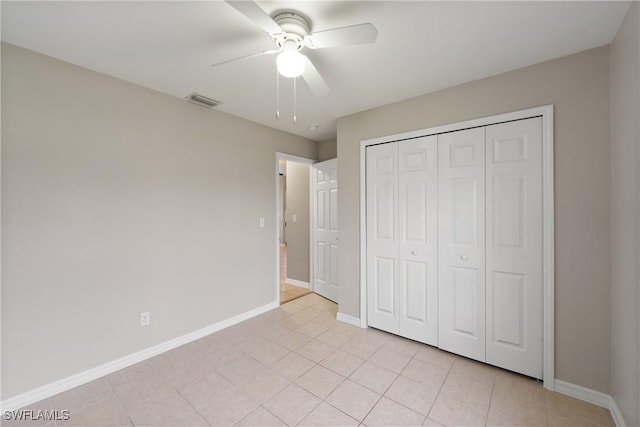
[
  {"x1": 305, "y1": 23, "x2": 378, "y2": 49},
  {"x1": 226, "y1": 1, "x2": 282, "y2": 34},
  {"x1": 211, "y1": 49, "x2": 279, "y2": 68},
  {"x1": 301, "y1": 56, "x2": 329, "y2": 96}
]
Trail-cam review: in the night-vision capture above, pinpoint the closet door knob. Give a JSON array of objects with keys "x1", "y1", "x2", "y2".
[
  {"x1": 460, "y1": 255, "x2": 469, "y2": 261},
  {"x1": 411, "y1": 250, "x2": 417, "y2": 256}
]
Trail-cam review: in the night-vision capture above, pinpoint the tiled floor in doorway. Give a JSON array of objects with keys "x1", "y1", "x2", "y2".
[
  {"x1": 279, "y1": 244, "x2": 311, "y2": 304},
  {"x1": 6, "y1": 294, "x2": 614, "y2": 426}
]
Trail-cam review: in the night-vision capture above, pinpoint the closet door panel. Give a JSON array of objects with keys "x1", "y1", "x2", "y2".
[
  {"x1": 486, "y1": 117, "x2": 543, "y2": 379},
  {"x1": 451, "y1": 266, "x2": 480, "y2": 336},
  {"x1": 398, "y1": 136, "x2": 438, "y2": 345},
  {"x1": 367, "y1": 143, "x2": 400, "y2": 333},
  {"x1": 438, "y1": 127, "x2": 486, "y2": 362}
]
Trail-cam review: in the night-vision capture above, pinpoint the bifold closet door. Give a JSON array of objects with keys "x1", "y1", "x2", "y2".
[
  {"x1": 366, "y1": 142, "x2": 399, "y2": 333},
  {"x1": 366, "y1": 137, "x2": 438, "y2": 344},
  {"x1": 398, "y1": 137, "x2": 438, "y2": 344},
  {"x1": 485, "y1": 117, "x2": 543, "y2": 379},
  {"x1": 368, "y1": 116, "x2": 544, "y2": 378},
  {"x1": 438, "y1": 127, "x2": 486, "y2": 362}
]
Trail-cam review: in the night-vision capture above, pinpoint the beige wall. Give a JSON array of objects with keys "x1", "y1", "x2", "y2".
[
  {"x1": 337, "y1": 46, "x2": 612, "y2": 393},
  {"x1": 317, "y1": 139, "x2": 337, "y2": 162},
  {"x1": 0, "y1": 43, "x2": 317, "y2": 399},
  {"x1": 610, "y1": 2, "x2": 640, "y2": 425},
  {"x1": 285, "y1": 161, "x2": 310, "y2": 283}
]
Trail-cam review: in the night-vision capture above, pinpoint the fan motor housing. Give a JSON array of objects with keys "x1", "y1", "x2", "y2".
[{"x1": 273, "y1": 12, "x2": 310, "y2": 50}]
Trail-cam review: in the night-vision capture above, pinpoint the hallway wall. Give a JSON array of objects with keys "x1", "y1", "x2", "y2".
[{"x1": 285, "y1": 161, "x2": 310, "y2": 284}]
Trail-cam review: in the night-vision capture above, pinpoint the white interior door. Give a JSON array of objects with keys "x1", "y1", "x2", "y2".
[
  {"x1": 366, "y1": 138, "x2": 438, "y2": 343},
  {"x1": 398, "y1": 136, "x2": 438, "y2": 345},
  {"x1": 313, "y1": 159, "x2": 339, "y2": 302},
  {"x1": 366, "y1": 143, "x2": 399, "y2": 332},
  {"x1": 438, "y1": 127, "x2": 486, "y2": 362},
  {"x1": 485, "y1": 117, "x2": 543, "y2": 378}
]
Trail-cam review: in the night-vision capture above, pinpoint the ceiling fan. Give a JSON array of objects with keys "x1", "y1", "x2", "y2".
[{"x1": 213, "y1": 1, "x2": 378, "y2": 97}]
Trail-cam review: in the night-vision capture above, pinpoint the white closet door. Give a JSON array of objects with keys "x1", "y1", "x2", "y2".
[
  {"x1": 314, "y1": 159, "x2": 339, "y2": 302},
  {"x1": 398, "y1": 136, "x2": 438, "y2": 345},
  {"x1": 486, "y1": 118, "x2": 543, "y2": 378},
  {"x1": 438, "y1": 127, "x2": 486, "y2": 362},
  {"x1": 366, "y1": 143, "x2": 399, "y2": 333}
]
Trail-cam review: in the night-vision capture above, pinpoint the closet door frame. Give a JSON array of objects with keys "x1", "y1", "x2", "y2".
[{"x1": 359, "y1": 105, "x2": 555, "y2": 390}]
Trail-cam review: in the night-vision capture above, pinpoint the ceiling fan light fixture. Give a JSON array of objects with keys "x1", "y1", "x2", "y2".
[{"x1": 277, "y1": 50, "x2": 305, "y2": 78}]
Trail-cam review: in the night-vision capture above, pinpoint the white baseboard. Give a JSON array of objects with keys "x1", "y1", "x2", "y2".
[
  {"x1": 336, "y1": 312, "x2": 363, "y2": 328},
  {"x1": 608, "y1": 396, "x2": 627, "y2": 427},
  {"x1": 0, "y1": 300, "x2": 279, "y2": 412},
  {"x1": 554, "y1": 379, "x2": 611, "y2": 408},
  {"x1": 285, "y1": 278, "x2": 310, "y2": 289},
  {"x1": 554, "y1": 380, "x2": 626, "y2": 427}
]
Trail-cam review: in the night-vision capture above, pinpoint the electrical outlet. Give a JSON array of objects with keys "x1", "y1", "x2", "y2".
[
  {"x1": 292, "y1": 214, "x2": 297, "y2": 223},
  {"x1": 140, "y1": 312, "x2": 150, "y2": 326}
]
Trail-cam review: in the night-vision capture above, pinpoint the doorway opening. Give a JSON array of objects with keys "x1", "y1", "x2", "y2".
[{"x1": 277, "y1": 155, "x2": 313, "y2": 304}]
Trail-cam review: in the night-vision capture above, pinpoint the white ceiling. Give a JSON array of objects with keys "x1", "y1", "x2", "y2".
[{"x1": 1, "y1": 1, "x2": 630, "y2": 142}]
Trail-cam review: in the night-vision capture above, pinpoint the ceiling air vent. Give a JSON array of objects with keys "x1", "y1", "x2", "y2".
[{"x1": 185, "y1": 92, "x2": 221, "y2": 108}]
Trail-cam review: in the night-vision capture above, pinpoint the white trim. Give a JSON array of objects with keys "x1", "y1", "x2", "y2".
[
  {"x1": 609, "y1": 395, "x2": 627, "y2": 427},
  {"x1": 276, "y1": 153, "x2": 316, "y2": 165},
  {"x1": 0, "y1": 301, "x2": 278, "y2": 412},
  {"x1": 309, "y1": 161, "x2": 315, "y2": 294},
  {"x1": 359, "y1": 141, "x2": 368, "y2": 328},
  {"x1": 311, "y1": 161, "x2": 316, "y2": 297},
  {"x1": 554, "y1": 380, "x2": 625, "y2": 427},
  {"x1": 275, "y1": 152, "x2": 315, "y2": 306},
  {"x1": 285, "y1": 278, "x2": 311, "y2": 289},
  {"x1": 337, "y1": 312, "x2": 363, "y2": 328},
  {"x1": 541, "y1": 106, "x2": 555, "y2": 389},
  {"x1": 362, "y1": 107, "x2": 552, "y2": 146},
  {"x1": 359, "y1": 105, "x2": 555, "y2": 388},
  {"x1": 554, "y1": 380, "x2": 611, "y2": 408}
]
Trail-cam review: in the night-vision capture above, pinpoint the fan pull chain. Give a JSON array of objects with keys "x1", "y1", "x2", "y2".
[
  {"x1": 275, "y1": 69, "x2": 280, "y2": 120},
  {"x1": 293, "y1": 77, "x2": 297, "y2": 125}
]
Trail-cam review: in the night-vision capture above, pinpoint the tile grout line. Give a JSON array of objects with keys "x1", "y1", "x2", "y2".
[
  {"x1": 483, "y1": 369, "x2": 497, "y2": 426},
  {"x1": 378, "y1": 370, "x2": 428, "y2": 424},
  {"x1": 423, "y1": 352, "x2": 455, "y2": 425},
  {"x1": 259, "y1": 404, "x2": 290, "y2": 426},
  {"x1": 545, "y1": 386, "x2": 551, "y2": 427},
  {"x1": 104, "y1": 376, "x2": 137, "y2": 427},
  {"x1": 355, "y1": 346, "x2": 418, "y2": 425}
]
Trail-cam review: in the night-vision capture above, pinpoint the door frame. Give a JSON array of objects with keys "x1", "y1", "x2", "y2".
[
  {"x1": 358, "y1": 105, "x2": 555, "y2": 389},
  {"x1": 275, "y1": 153, "x2": 315, "y2": 305}
]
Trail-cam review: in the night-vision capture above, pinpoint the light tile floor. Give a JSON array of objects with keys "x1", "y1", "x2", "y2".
[
  {"x1": 280, "y1": 283, "x2": 311, "y2": 305},
  {"x1": 6, "y1": 294, "x2": 615, "y2": 427}
]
